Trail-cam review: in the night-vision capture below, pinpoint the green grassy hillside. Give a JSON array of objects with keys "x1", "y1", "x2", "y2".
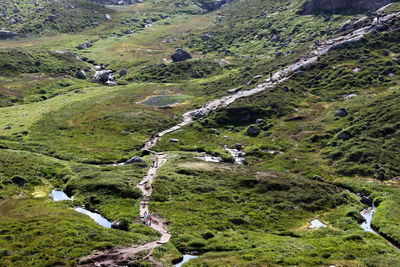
[{"x1": 1, "y1": 0, "x2": 400, "y2": 266}]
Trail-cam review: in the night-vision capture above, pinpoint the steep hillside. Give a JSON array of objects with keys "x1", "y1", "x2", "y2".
[
  {"x1": 1, "y1": 0, "x2": 400, "y2": 266},
  {"x1": 0, "y1": 0, "x2": 112, "y2": 36}
]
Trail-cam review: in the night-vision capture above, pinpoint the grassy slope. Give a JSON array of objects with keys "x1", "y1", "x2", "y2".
[{"x1": 1, "y1": 0, "x2": 400, "y2": 266}]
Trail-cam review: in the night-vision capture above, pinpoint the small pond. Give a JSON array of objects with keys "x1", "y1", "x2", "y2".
[
  {"x1": 138, "y1": 94, "x2": 190, "y2": 107},
  {"x1": 51, "y1": 189, "x2": 72, "y2": 201}
]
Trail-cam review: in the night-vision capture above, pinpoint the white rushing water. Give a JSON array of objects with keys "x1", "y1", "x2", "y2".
[
  {"x1": 174, "y1": 255, "x2": 199, "y2": 267},
  {"x1": 74, "y1": 207, "x2": 112, "y2": 228},
  {"x1": 51, "y1": 189, "x2": 72, "y2": 201}
]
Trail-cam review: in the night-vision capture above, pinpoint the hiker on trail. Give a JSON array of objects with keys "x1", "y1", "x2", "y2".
[
  {"x1": 155, "y1": 155, "x2": 159, "y2": 168},
  {"x1": 149, "y1": 214, "x2": 152, "y2": 226},
  {"x1": 152, "y1": 155, "x2": 156, "y2": 167},
  {"x1": 144, "y1": 210, "x2": 148, "y2": 220},
  {"x1": 151, "y1": 133, "x2": 155, "y2": 138}
]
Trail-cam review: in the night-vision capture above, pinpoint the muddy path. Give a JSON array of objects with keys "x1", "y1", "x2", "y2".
[{"x1": 78, "y1": 12, "x2": 399, "y2": 266}]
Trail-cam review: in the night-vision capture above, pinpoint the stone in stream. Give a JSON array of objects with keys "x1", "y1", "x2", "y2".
[
  {"x1": 360, "y1": 195, "x2": 373, "y2": 207},
  {"x1": 111, "y1": 219, "x2": 129, "y2": 231},
  {"x1": 235, "y1": 143, "x2": 242, "y2": 150}
]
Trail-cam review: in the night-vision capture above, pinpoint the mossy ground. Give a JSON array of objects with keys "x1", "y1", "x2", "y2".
[{"x1": 1, "y1": 0, "x2": 400, "y2": 266}]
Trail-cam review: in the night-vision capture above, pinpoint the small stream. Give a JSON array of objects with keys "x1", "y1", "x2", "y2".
[
  {"x1": 360, "y1": 204, "x2": 400, "y2": 251},
  {"x1": 51, "y1": 189, "x2": 112, "y2": 228},
  {"x1": 174, "y1": 255, "x2": 199, "y2": 267}
]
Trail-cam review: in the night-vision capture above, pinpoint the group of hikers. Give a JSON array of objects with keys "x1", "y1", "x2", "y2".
[{"x1": 143, "y1": 211, "x2": 152, "y2": 226}]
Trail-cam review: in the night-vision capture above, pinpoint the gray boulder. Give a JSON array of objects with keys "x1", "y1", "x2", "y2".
[
  {"x1": 111, "y1": 219, "x2": 129, "y2": 231},
  {"x1": 335, "y1": 108, "x2": 348, "y2": 117},
  {"x1": 125, "y1": 156, "x2": 145, "y2": 164},
  {"x1": 171, "y1": 48, "x2": 192, "y2": 62},
  {"x1": 360, "y1": 196, "x2": 373, "y2": 207},
  {"x1": 0, "y1": 30, "x2": 18, "y2": 39},
  {"x1": 226, "y1": 87, "x2": 241, "y2": 94},
  {"x1": 76, "y1": 70, "x2": 87, "y2": 79},
  {"x1": 338, "y1": 131, "x2": 352, "y2": 140},
  {"x1": 104, "y1": 14, "x2": 111, "y2": 21},
  {"x1": 170, "y1": 139, "x2": 180, "y2": 142},
  {"x1": 77, "y1": 42, "x2": 91, "y2": 50},
  {"x1": 235, "y1": 143, "x2": 242, "y2": 150},
  {"x1": 200, "y1": 34, "x2": 212, "y2": 41},
  {"x1": 247, "y1": 125, "x2": 260, "y2": 137},
  {"x1": 119, "y1": 69, "x2": 127, "y2": 76}
]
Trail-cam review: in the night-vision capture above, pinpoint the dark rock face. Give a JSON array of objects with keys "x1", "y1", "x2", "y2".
[
  {"x1": 170, "y1": 48, "x2": 192, "y2": 62},
  {"x1": 247, "y1": 125, "x2": 260, "y2": 137},
  {"x1": 360, "y1": 196, "x2": 373, "y2": 206},
  {"x1": 89, "y1": 0, "x2": 139, "y2": 5},
  {"x1": 12, "y1": 176, "x2": 26, "y2": 187},
  {"x1": 196, "y1": 0, "x2": 234, "y2": 12},
  {"x1": 0, "y1": 30, "x2": 18, "y2": 40},
  {"x1": 338, "y1": 130, "x2": 352, "y2": 140},
  {"x1": 303, "y1": 0, "x2": 391, "y2": 14}
]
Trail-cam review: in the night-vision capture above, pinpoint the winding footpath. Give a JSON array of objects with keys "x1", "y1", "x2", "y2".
[{"x1": 79, "y1": 12, "x2": 400, "y2": 266}]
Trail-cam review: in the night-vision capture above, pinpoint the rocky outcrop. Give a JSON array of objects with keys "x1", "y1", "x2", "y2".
[
  {"x1": 170, "y1": 48, "x2": 192, "y2": 62},
  {"x1": 195, "y1": 0, "x2": 234, "y2": 12},
  {"x1": 0, "y1": 30, "x2": 18, "y2": 40},
  {"x1": 303, "y1": 0, "x2": 391, "y2": 14},
  {"x1": 89, "y1": 0, "x2": 141, "y2": 5}
]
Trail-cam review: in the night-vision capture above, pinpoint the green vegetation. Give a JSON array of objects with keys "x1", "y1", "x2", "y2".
[
  {"x1": 0, "y1": 0, "x2": 112, "y2": 36},
  {"x1": 1, "y1": 0, "x2": 400, "y2": 266}
]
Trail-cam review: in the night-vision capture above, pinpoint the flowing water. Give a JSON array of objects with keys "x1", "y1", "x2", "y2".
[
  {"x1": 51, "y1": 189, "x2": 72, "y2": 201},
  {"x1": 74, "y1": 207, "x2": 112, "y2": 228},
  {"x1": 174, "y1": 255, "x2": 199, "y2": 267},
  {"x1": 51, "y1": 189, "x2": 112, "y2": 228}
]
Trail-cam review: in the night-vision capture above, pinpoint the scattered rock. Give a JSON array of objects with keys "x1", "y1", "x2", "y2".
[
  {"x1": 111, "y1": 219, "x2": 129, "y2": 231},
  {"x1": 235, "y1": 143, "x2": 242, "y2": 150},
  {"x1": 125, "y1": 156, "x2": 145, "y2": 164},
  {"x1": 200, "y1": 34, "x2": 212, "y2": 41},
  {"x1": 247, "y1": 75, "x2": 263, "y2": 85},
  {"x1": 335, "y1": 108, "x2": 348, "y2": 117},
  {"x1": 119, "y1": 69, "x2": 127, "y2": 76},
  {"x1": 78, "y1": 42, "x2": 92, "y2": 50},
  {"x1": 170, "y1": 48, "x2": 192, "y2": 62},
  {"x1": 247, "y1": 125, "x2": 260, "y2": 137},
  {"x1": 338, "y1": 131, "x2": 352, "y2": 140},
  {"x1": 12, "y1": 176, "x2": 26, "y2": 187},
  {"x1": 104, "y1": 14, "x2": 111, "y2": 21},
  {"x1": 76, "y1": 70, "x2": 87, "y2": 79},
  {"x1": 227, "y1": 87, "x2": 241, "y2": 94},
  {"x1": 360, "y1": 196, "x2": 373, "y2": 207},
  {"x1": 0, "y1": 30, "x2": 18, "y2": 39},
  {"x1": 170, "y1": 139, "x2": 180, "y2": 142}
]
